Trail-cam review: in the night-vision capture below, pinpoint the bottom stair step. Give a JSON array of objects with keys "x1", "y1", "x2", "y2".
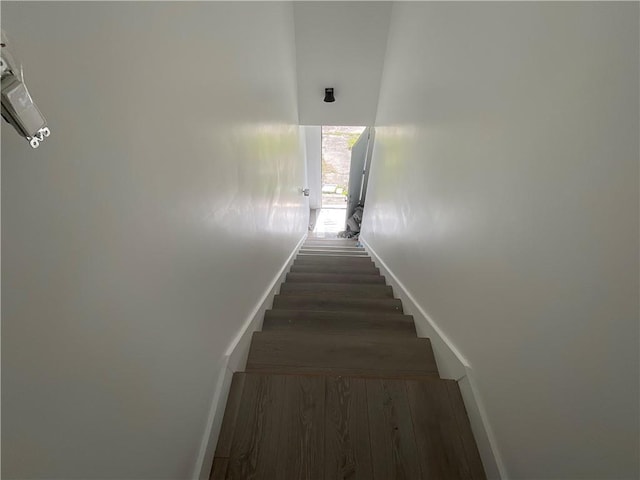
[
  {"x1": 212, "y1": 372, "x2": 486, "y2": 480},
  {"x1": 246, "y1": 331, "x2": 439, "y2": 378}
]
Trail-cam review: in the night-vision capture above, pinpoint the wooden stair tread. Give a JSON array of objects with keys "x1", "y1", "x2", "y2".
[
  {"x1": 246, "y1": 331, "x2": 438, "y2": 378},
  {"x1": 298, "y1": 249, "x2": 369, "y2": 258},
  {"x1": 272, "y1": 294, "x2": 403, "y2": 313},
  {"x1": 263, "y1": 309, "x2": 416, "y2": 336},
  {"x1": 290, "y1": 264, "x2": 380, "y2": 274},
  {"x1": 301, "y1": 244, "x2": 366, "y2": 253},
  {"x1": 304, "y1": 245, "x2": 361, "y2": 248},
  {"x1": 304, "y1": 240, "x2": 358, "y2": 246},
  {"x1": 295, "y1": 256, "x2": 374, "y2": 265},
  {"x1": 286, "y1": 272, "x2": 385, "y2": 284},
  {"x1": 212, "y1": 373, "x2": 486, "y2": 480},
  {"x1": 303, "y1": 244, "x2": 359, "y2": 249},
  {"x1": 280, "y1": 282, "x2": 393, "y2": 298}
]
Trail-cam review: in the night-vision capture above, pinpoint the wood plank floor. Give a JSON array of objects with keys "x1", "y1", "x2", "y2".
[{"x1": 210, "y1": 238, "x2": 486, "y2": 479}]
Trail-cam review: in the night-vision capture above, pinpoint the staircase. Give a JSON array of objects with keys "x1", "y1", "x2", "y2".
[{"x1": 210, "y1": 237, "x2": 486, "y2": 479}]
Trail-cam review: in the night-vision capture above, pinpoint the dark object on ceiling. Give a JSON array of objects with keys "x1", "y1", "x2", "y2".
[{"x1": 324, "y1": 87, "x2": 335, "y2": 103}]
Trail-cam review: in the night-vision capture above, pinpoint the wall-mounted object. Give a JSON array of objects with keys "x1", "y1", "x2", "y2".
[
  {"x1": 1, "y1": 30, "x2": 50, "y2": 148},
  {"x1": 323, "y1": 87, "x2": 335, "y2": 103}
]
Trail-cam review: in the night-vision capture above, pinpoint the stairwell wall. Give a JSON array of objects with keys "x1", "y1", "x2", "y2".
[
  {"x1": 361, "y1": 3, "x2": 639, "y2": 479},
  {"x1": 1, "y1": 2, "x2": 306, "y2": 479}
]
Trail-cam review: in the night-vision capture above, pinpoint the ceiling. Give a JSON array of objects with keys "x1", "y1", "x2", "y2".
[{"x1": 293, "y1": 2, "x2": 393, "y2": 126}]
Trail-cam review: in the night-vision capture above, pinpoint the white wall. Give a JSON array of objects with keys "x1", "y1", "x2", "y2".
[
  {"x1": 1, "y1": 2, "x2": 306, "y2": 479},
  {"x1": 294, "y1": 1, "x2": 391, "y2": 126},
  {"x1": 304, "y1": 126, "x2": 322, "y2": 209},
  {"x1": 362, "y1": 3, "x2": 639, "y2": 479}
]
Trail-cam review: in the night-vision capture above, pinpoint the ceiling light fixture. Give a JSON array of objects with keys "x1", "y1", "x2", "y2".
[{"x1": 324, "y1": 87, "x2": 335, "y2": 103}]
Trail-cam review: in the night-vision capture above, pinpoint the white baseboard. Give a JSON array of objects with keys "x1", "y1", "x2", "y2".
[
  {"x1": 360, "y1": 236, "x2": 508, "y2": 480},
  {"x1": 192, "y1": 233, "x2": 307, "y2": 480}
]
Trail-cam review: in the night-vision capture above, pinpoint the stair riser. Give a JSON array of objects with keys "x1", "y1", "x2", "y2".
[
  {"x1": 286, "y1": 273, "x2": 385, "y2": 284},
  {"x1": 303, "y1": 244, "x2": 358, "y2": 249},
  {"x1": 304, "y1": 240, "x2": 357, "y2": 245},
  {"x1": 295, "y1": 257, "x2": 374, "y2": 265},
  {"x1": 299, "y1": 251, "x2": 369, "y2": 257},
  {"x1": 290, "y1": 265, "x2": 380, "y2": 275},
  {"x1": 263, "y1": 310, "x2": 416, "y2": 336},
  {"x1": 272, "y1": 295, "x2": 403, "y2": 313},
  {"x1": 280, "y1": 283, "x2": 393, "y2": 298},
  {"x1": 246, "y1": 332, "x2": 439, "y2": 378},
  {"x1": 302, "y1": 246, "x2": 364, "y2": 251}
]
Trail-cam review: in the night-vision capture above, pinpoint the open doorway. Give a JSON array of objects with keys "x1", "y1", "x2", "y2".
[{"x1": 312, "y1": 126, "x2": 366, "y2": 235}]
